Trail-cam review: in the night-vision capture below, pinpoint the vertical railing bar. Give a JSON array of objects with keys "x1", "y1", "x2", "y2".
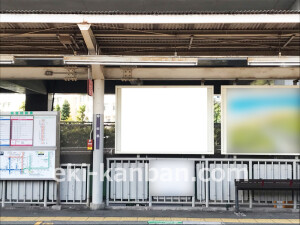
[
  {"x1": 23, "y1": 181, "x2": 26, "y2": 202},
  {"x1": 258, "y1": 161, "x2": 260, "y2": 204},
  {"x1": 106, "y1": 159, "x2": 109, "y2": 206},
  {"x1": 293, "y1": 158, "x2": 298, "y2": 209},
  {"x1": 16, "y1": 181, "x2": 19, "y2": 203},
  {"x1": 31, "y1": 181, "x2": 33, "y2": 203},
  {"x1": 214, "y1": 161, "x2": 217, "y2": 203},
  {"x1": 249, "y1": 160, "x2": 253, "y2": 209},
  {"x1": 53, "y1": 180, "x2": 56, "y2": 203},
  {"x1": 228, "y1": 161, "x2": 230, "y2": 204},
  {"x1": 234, "y1": 159, "x2": 238, "y2": 205},
  {"x1": 128, "y1": 161, "x2": 130, "y2": 202},
  {"x1": 66, "y1": 165, "x2": 69, "y2": 202},
  {"x1": 271, "y1": 162, "x2": 274, "y2": 204},
  {"x1": 121, "y1": 161, "x2": 123, "y2": 202},
  {"x1": 113, "y1": 160, "x2": 116, "y2": 202},
  {"x1": 38, "y1": 181, "x2": 40, "y2": 203},
  {"x1": 10, "y1": 181, "x2": 12, "y2": 202},
  {"x1": 221, "y1": 161, "x2": 223, "y2": 203},
  {"x1": 205, "y1": 160, "x2": 209, "y2": 207},
  {"x1": 264, "y1": 161, "x2": 267, "y2": 204},
  {"x1": 142, "y1": 160, "x2": 145, "y2": 202},
  {"x1": 285, "y1": 162, "x2": 288, "y2": 205},
  {"x1": 43, "y1": 181, "x2": 48, "y2": 207},
  {"x1": 80, "y1": 164, "x2": 83, "y2": 204},
  {"x1": 136, "y1": 160, "x2": 139, "y2": 204},
  {"x1": 87, "y1": 164, "x2": 90, "y2": 206},
  {"x1": 73, "y1": 165, "x2": 76, "y2": 203},
  {"x1": 241, "y1": 161, "x2": 244, "y2": 204},
  {"x1": 2, "y1": 181, "x2": 6, "y2": 207}
]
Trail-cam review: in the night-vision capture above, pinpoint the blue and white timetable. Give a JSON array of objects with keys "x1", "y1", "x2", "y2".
[{"x1": 0, "y1": 116, "x2": 11, "y2": 146}]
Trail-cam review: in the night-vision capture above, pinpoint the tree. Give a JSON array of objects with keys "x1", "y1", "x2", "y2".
[
  {"x1": 61, "y1": 100, "x2": 71, "y2": 120},
  {"x1": 19, "y1": 101, "x2": 25, "y2": 111},
  {"x1": 54, "y1": 104, "x2": 61, "y2": 112},
  {"x1": 76, "y1": 105, "x2": 88, "y2": 122},
  {"x1": 214, "y1": 102, "x2": 221, "y2": 123}
]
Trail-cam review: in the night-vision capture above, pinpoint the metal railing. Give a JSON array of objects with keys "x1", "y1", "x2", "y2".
[
  {"x1": 0, "y1": 163, "x2": 90, "y2": 207},
  {"x1": 106, "y1": 157, "x2": 300, "y2": 209}
]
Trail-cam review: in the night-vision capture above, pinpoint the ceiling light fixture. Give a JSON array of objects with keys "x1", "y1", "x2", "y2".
[
  {"x1": 0, "y1": 55, "x2": 14, "y2": 64},
  {"x1": 248, "y1": 57, "x2": 300, "y2": 67},
  {"x1": 64, "y1": 56, "x2": 198, "y2": 66}
]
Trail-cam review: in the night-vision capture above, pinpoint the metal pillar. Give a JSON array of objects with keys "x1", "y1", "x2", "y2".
[{"x1": 90, "y1": 79, "x2": 105, "y2": 210}]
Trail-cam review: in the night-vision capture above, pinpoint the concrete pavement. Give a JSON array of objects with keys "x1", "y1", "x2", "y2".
[{"x1": 0, "y1": 206, "x2": 299, "y2": 225}]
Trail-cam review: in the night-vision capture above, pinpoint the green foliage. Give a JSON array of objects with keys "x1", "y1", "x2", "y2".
[
  {"x1": 214, "y1": 102, "x2": 221, "y2": 123},
  {"x1": 251, "y1": 80, "x2": 274, "y2": 85},
  {"x1": 54, "y1": 104, "x2": 61, "y2": 112},
  {"x1": 104, "y1": 126, "x2": 115, "y2": 148},
  {"x1": 60, "y1": 122, "x2": 91, "y2": 147},
  {"x1": 61, "y1": 100, "x2": 71, "y2": 120},
  {"x1": 19, "y1": 101, "x2": 25, "y2": 111},
  {"x1": 60, "y1": 122, "x2": 115, "y2": 148},
  {"x1": 76, "y1": 105, "x2": 87, "y2": 122}
]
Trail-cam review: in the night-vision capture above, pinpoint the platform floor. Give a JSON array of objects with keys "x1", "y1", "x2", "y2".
[{"x1": 0, "y1": 206, "x2": 299, "y2": 225}]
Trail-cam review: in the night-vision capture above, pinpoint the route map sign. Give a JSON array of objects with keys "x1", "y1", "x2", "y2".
[{"x1": 0, "y1": 150, "x2": 55, "y2": 179}]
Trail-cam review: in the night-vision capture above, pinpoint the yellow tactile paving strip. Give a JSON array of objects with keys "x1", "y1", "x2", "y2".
[{"x1": 0, "y1": 217, "x2": 299, "y2": 223}]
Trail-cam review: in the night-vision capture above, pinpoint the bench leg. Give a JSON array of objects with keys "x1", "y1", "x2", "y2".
[{"x1": 235, "y1": 188, "x2": 239, "y2": 213}]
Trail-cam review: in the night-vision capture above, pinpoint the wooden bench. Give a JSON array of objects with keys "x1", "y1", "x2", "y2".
[{"x1": 235, "y1": 179, "x2": 300, "y2": 212}]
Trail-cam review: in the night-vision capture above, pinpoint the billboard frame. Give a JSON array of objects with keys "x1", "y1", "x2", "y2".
[{"x1": 115, "y1": 85, "x2": 214, "y2": 155}]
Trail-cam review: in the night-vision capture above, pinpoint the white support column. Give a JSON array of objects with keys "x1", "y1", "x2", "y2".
[
  {"x1": 90, "y1": 78, "x2": 105, "y2": 210},
  {"x1": 47, "y1": 93, "x2": 54, "y2": 111},
  {"x1": 78, "y1": 23, "x2": 106, "y2": 209}
]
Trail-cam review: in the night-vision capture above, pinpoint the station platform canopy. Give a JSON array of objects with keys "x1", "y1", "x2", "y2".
[{"x1": 0, "y1": 0, "x2": 299, "y2": 92}]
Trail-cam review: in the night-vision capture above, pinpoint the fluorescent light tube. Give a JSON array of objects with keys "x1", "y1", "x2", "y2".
[
  {"x1": 248, "y1": 57, "x2": 300, "y2": 67},
  {"x1": 64, "y1": 56, "x2": 198, "y2": 66},
  {"x1": 0, "y1": 55, "x2": 14, "y2": 64}
]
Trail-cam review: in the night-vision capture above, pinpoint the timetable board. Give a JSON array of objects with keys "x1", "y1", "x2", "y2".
[
  {"x1": 0, "y1": 113, "x2": 57, "y2": 147},
  {"x1": 0, "y1": 116, "x2": 10, "y2": 146},
  {"x1": 0, "y1": 111, "x2": 59, "y2": 180}
]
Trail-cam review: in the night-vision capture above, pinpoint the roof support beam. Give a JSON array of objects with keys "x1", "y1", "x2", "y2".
[
  {"x1": 104, "y1": 67, "x2": 300, "y2": 80},
  {"x1": 1, "y1": 31, "x2": 299, "y2": 38},
  {"x1": 290, "y1": 0, "x2": 300, "y2": 10},
  {"x1": 188, "y1": 35, "x2": 194, "y2": 50},
  {"x1": 1, "y1": 14, "x2": 299, "y2": 24},
  {"x1": 78, "y1": 23, "x2": 104, "y2": 79},
  {"x1": 1, "y1": 67, "x2": 299, "y2": 80},
  {"x1": 0, "y1": 66, "x2": 88, "y2": 80},
  {"x1": 282, "y1": 35, "x2": 295, "y2": 48},
  {"x1": 78, "y1": 24, "x2": 100, "y2": 55},
  {"x1": 0, "y1": 80, "x2": 47, "y2": 94}
]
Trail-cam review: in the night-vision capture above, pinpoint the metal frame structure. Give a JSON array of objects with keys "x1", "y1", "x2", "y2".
[
  {"x1": 106, "y1": 157, "x2": 300, "y2": 210},
  {"x1": 0, "y1": 163, "x2": 90, "y2": 207},
  {"x1": 0, "y1": 111, "x2": 60, "y2": 180}
]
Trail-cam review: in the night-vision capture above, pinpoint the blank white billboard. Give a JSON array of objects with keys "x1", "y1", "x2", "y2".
[
  {"x1": 149, "y1": 160, "x2": 195, "y2": 196},
  {"x1": 116, "y1": 86, "x2": 214, "y2": 154},
  {"x1": 222, "y1": 86, "x2": 300, "y2": 155}
]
